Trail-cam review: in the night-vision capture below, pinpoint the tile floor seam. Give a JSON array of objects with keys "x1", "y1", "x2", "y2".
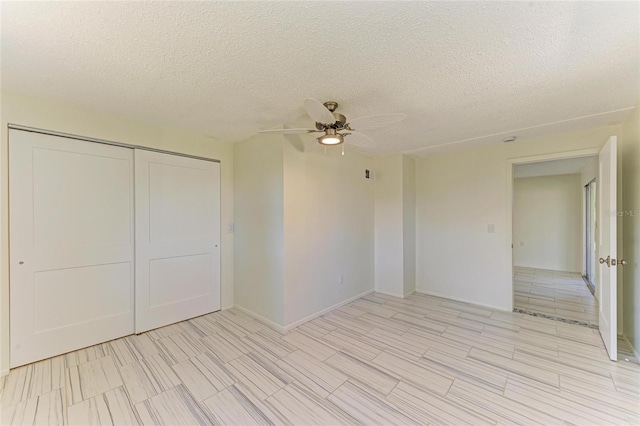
[{"x1": 109, "y1": 350, "x2": 142, "y2": 424}]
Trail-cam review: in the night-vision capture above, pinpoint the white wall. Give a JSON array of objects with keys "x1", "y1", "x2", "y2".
[
  {"x1": 402, "y1": 156, "x2": 416, "y2": 296},
  {"x1": 513, "y1": 174, "x2": 583, "y2": 272},
  {"x1": 283, "y1": 138, "x2": 375, "y2": 326},
  {"x1": 0, "y1": 91, "x2": 235, "y2": 376},
  {"x1": 415, "y1": 125, "x2": 621, "y2": 311},
  {"x1": 234, "y1": 135, "x2": 284, "y2": 326},
  {"x1": 373, "y1": 154, "x2": 415, "y2": 298},
  {"x1": 234, "y1": 134, "x2": 375, "y2": 330},
  {"x1": 374, "y1": 155, "x2": 404, "y2": 297},
  {"x1": 622, "y1": 105, "x2": 640, "y2": 357}
]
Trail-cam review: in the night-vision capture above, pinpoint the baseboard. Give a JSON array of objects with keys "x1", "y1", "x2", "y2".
[
  {"x1": 415, "y1": 288, "x2": 511, "y2": 312},
  {"x1": 282, "y1": 289, "x2": 375, "y2": 332},
  {"x1": 374, "y1": 289, "x2": 405, "y2": 299},
  {"x1": 235, "y1": 289, "x2": 374, "y2": 334},
  {"x1": 221, "y1": 304, "x2": 234, "y2": 311},
  {"x1": 582, "y1": 276, "x2": 595, "y2": 296},
  {"x1": 622, "y1": 334, "x2": 640, "y2": 363},
  {"x1": 233, "y1": 304, "x2": 286, "y2": 334},
  {"x1": 374, "y1": 289, "x2": 415, "y2": 299},
  {"x1": 514, "y1": 265, "x2": 582, "y2": 274}
]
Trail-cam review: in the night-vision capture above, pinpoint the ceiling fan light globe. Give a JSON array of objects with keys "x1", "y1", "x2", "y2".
[{"x1": 318, "y1": 134, "x2": 343, "y2": 145}]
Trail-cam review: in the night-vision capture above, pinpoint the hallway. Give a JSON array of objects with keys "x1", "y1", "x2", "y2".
[{"x1": 514, "y1": 267, "x2": 598, "y2": 327}]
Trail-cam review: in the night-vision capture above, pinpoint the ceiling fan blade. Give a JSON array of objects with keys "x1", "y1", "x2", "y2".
[
  {"x1": 257, "y1": 128, "x2": 313, "y2": 134},
  {"x1": 304, "y1": 98, "x2": 336, "y2": 124},
  {"x1": 344, "y1": 131, "x2": 376, "y2": 148},
  {"x1": 348, "y1": 113, "x2": 406, "y2": 130}
]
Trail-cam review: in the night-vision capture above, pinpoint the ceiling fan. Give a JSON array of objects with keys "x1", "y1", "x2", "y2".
[{"x1": 258, "y1": 98, "x2": 406, "y2": 149}]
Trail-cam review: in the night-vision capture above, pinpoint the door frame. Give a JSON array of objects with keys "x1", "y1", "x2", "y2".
[
  {"x1": 506, "y1": 148, "x2": 601, "y2": 310},
  {"x1": 8, "y1": 124, "x2": 221, "y2": 164},
  {"x1": 584, "y1": 178, "x2": 597, "y2": 294}
]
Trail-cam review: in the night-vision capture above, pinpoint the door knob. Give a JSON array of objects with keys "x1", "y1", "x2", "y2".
[
  {"x1": 599, "y1": 256, "x2": 611, "y2": 267},
  {"x1": 619, "y1": 259, "x2": 627, "y2": 266}
]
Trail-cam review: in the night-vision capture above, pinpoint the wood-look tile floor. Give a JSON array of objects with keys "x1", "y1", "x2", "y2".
[
  {"x1": 514, "y1": 266, "x2": 599, "y2": 327},
  {"x1": 2, "y1": 292, "x2": 639, "y2": 425}
]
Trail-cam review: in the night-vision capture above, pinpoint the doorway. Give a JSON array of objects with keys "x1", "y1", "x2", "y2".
[
  {"x1": 507, "y1": 139, "x2": 621, "y2": 361},
  {"x1": 507, "y1": 150, "x2": 602, "y2": 326}
]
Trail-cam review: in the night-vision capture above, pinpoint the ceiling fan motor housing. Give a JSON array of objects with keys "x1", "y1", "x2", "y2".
[
  {"x1": 332, "y1": 113, "x2": 346, "y2": 127},
  {"x1": 315, "y1": 112, "x2": 347, "y2": 130},
  {"x1": 315, "y1": 101, "x2": 347, "y2": 130}
]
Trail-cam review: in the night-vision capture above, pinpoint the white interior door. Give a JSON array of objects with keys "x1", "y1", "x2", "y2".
[
  {"x1": 598, "y1": 136, "x2": 617, "y2": 361},
  {"x1": 9, "y1": 130, "x2": 134, "y2": 367},
  {"x1": 135, "y1": 150, "x2": 221, "y2": 333}
]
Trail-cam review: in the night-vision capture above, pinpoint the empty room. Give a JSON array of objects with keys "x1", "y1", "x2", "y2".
[{"x1": 1, "y1": 2, "x2": 639, "y2": 425}]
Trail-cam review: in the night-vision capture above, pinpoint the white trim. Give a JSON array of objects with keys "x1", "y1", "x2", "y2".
[
  {"x1": 404, "y1": 107, "x2": 635, "y2": 156},
  {"x1": 404, "y1": 290, "x2": 416, "y2": 298},
  {"x1": 375, "y1": 289, "x2": 416, "y2": 299},
  {"x1": 1, "y1": 368, "x2": 8, "y2": 378},
  {"x1": 221, "y1": 304, "x2": 234, "y2": 311},
  {"x1": 375, "y1": 289, "x2": 406, "y2": 299},
  {"x1": 622, "y1": 334, "x2": 640, "y2": 363},
  {"x1": 282, "y1": 289, "x2": 374, "y2": 332},
  {"x1": 506, "y1": 148, "x2": 601, "y2": 313},
  {"x1": 8, "y1": 124, "x2": 220, "y2": 163},
  {"x1": 234, "y1": 289, "x2": 375, "y2": 334},
  {"x1": 233, "y1": 305, "x2": 286, "y2": 334},
  {"x1": 506, "y1": 148, "x2": 601, "y2": 165},
  {"x1": 415, "y1": 289, "x2": 511, "y2": 312}
]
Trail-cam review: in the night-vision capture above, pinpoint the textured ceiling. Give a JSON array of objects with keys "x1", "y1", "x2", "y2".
[
  {"x1": 2, "y1": 2, "x2": 638, "y2": 156},
  {"x1": 514, "y1": 156, "x2": 595, "y2": 179}
]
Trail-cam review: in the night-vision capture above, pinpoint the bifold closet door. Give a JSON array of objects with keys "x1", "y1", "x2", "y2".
[
  {"x1": 9, "y1": 129, "x2": 134, "y2": 367},
  {"x1": 134, "y1": 150, "x2": 221, "y2": 333}
]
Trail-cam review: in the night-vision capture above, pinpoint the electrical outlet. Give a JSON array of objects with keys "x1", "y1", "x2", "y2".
[
  {"x1": 338, "y1": 274, "x2": 344, "y2": 285},
  {"x1": 227, "y1": 223, "x2": 234, "y2": 233},
  {"x1": 520, "y1": 241, "x2": 525, "y2": 246},
  {"x1": 487, "y1": 224, "x2": 495, "y2": 233}
]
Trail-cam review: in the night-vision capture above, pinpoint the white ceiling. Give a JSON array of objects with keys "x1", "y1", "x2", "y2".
[
  {"x1": 2, "y1": 2, "x2": 638, "y2": 156},
  {"x1": 514, "y1": 156, "x2": 596, "y2": 179}
]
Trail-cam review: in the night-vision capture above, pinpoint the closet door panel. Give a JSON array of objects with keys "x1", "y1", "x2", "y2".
[
  {"x1": 9, "y1": 129, "x2": 134, "y2": 367},
  {"x1": 134, "y1": 150, "x2": 221, "y2": 333}
]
